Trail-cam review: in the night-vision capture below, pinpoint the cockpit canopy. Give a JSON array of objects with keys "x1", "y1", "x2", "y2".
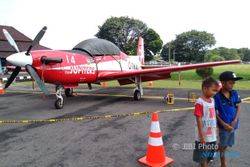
[{"x1": 73, "y1": 38, "x2": 121, "y2": 56}]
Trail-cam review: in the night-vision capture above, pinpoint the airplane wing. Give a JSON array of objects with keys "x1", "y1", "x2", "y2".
[{"x1": 98, "y1": 60, "x2": 240, "y2": 84}]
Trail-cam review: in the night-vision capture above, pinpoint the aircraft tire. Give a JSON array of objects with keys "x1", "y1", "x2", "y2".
[
  {"x1": 55, "y1": 99, "x2": 64, "y2": 109},
  {"x1": 133, "y1": 90, "x2": 141, "y2": 101},
  {"x1": 65, "y1": 88, "x2": 73, "y2": 97}
]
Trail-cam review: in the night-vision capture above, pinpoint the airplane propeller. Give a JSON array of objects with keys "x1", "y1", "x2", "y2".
[
  {"x1": 3, "y1": 29, "x2": 22, "y2": 89},
  {"x1": 3, "y1": 29, "x2": 20, "y2": 52},
  {"x1": 26, "y1": 65, "x2": 49, "y2": 95},
  {"x1": 26, "y1": 26, "x2": 47, "y2": 55},
  {"x1": 4, "y1": 66, "x2": 21, "y2": 89},
  {"x1": 2, "y1": 27, "x2": 49, "y2": 95}
]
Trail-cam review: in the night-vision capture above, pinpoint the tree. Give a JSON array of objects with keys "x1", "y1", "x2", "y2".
[
  {"x1": 238, "y1": 48, "x2": 250, "y2": 61},
  {"x1": 210, "y1": 55, "x2": 225, "y2": 62},
  {"x1": 208, "y1": 47, "x2": 241, "y2": 60},
  {"x1": 96, "y1": 16, "x2": 147, "y2": 55},
  {"x1": 96, "y1": 17, "x2": 163, "y2": 61},
  {"x1": 204, "y1": 52, "x2": 225, "y2": 62},
  {"x1": 160, "y1": 42, "x2": 173, "y2": 62},
  {"x1": 161, "y1": 30, "x2": 216, "y2": 62},
  {"x1": 142, "y1": 28, "x2": 163, "y2": 61},
  {"x1": 196, "y1": 67, "x2": 214, "y2": 79}
]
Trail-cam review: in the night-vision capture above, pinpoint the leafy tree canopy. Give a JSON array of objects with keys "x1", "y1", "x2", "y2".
[
  {"x1": 208, "y1": 47, "x2": 241, "y2": 60},
  {"x1": 161, "y1": 30, "x2": 216, "y2": 62},
  {"x1": 142, "y1": 28, "x2": 163, "y2": 61},
  {"x1": 96, "y1": 16, "x2": 163, "y2": 61}
]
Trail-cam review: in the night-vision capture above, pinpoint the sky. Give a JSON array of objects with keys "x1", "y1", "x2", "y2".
[{"x1": 0, "y1": 0, "x2": 250, "y2": 50}]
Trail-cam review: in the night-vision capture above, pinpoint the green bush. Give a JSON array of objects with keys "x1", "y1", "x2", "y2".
[{"x1": 196, "y1": 67, "x2": 214, "y2": 79}]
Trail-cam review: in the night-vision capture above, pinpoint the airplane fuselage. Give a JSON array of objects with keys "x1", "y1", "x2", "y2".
[{"x1": 31, "y1": 50, "x2": 142, "y2": 87}]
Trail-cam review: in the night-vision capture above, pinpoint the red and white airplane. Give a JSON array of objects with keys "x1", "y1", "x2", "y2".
[{"x1": 3, "y1": 27, "x2": 240, "y2": 109}]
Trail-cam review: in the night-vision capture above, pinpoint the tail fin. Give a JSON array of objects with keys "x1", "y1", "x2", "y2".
[{"x1": 137, "y1": 37, "x2": 145, "y2": 65}]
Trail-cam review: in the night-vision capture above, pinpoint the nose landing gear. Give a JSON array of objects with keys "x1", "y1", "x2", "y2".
[{"x1": 55, "y1": 85, "x2": 64, "y2": 109}]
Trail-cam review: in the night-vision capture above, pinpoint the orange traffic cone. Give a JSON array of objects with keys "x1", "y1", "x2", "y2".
[
  {"x1": 148, "y1": 81, "x2": 154, "y2": 87},
  {"x1": 102, "y1": 82, "x2": 107, "y2": 87},
  {"x1": 0, "y1": 81, "x2": 5, "y2": 95},
  {"x1": 138, "y1": 112, "x2": 173, "y2": 167}
]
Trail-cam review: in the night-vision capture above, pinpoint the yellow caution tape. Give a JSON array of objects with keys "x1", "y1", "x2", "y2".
[
  {"x1": 242, "y1": 97, "x2": 250, "y2": 101},
  {"x1": 241, "y1": 97, "x2": 250, "y2": 103},
  {"x1": 0, "y1": 107, "x2": 194, "y2": 124}
]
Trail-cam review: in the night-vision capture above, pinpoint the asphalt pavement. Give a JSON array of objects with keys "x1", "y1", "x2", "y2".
[{"x1": 0, "y1": 84, "x2": 249, "y2": 167}]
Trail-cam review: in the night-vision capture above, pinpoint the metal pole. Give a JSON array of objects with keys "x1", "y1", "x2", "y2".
[
  {"x1": 32, "y1": 80, "x2": 35, "y2": 90},
  {"x1": 168, "y1": 43, "x2": 171, "y2": 65},
  {"x1": 173, "y1": 50, "x2": 175, "y2": 63}
]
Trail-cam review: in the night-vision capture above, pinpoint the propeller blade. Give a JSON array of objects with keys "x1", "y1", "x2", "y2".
[
  {"x1": 25, "y1": 65, "x2": 49, "y2": 95},
  {"x1": 26, "y1": 26, "x2": 47, "y2": 55},
  {"x1": 4, "y1": 66, "x2": 21, "y2": 89},
  {"x1": 2, "y1": 29, "x2": 20, "y2": 52}
]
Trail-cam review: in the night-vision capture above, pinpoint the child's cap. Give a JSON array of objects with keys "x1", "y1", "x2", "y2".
[{"x1": 219, "y1": 71, "x2": 243, "y2": 81}]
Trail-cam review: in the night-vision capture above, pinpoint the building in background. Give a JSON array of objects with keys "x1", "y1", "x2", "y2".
[{"x1": 0, "y1": 25, "x2": 50, "y2": 74}]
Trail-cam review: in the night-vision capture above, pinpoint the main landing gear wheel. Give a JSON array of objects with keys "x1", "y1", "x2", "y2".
[
  {"x1": 55, "y1": 85, "x2": 64, "y2": 109},
  {"x1": 65, "y1": 88, "x2": 73, "y2": 97},
  {"x1": 55, "y1": 98, "x2": 64, "y2": 109},
  {"x1": 133, "y1": 89, "x2": 141, "y2": 101}
]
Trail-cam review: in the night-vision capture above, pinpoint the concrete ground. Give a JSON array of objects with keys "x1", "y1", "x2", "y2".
[{"x1": 0, "y1": 84, "x2": 249, "y2": 167}]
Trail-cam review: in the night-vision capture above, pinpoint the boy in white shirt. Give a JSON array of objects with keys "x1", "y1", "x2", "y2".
[{"x1": 193, "y1": 77, "x2": 218, "y2": 167}]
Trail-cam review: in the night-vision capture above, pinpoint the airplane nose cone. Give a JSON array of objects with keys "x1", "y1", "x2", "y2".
[{"x1": 6, "y1": 52, "x2": 33, "y2": 67}]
